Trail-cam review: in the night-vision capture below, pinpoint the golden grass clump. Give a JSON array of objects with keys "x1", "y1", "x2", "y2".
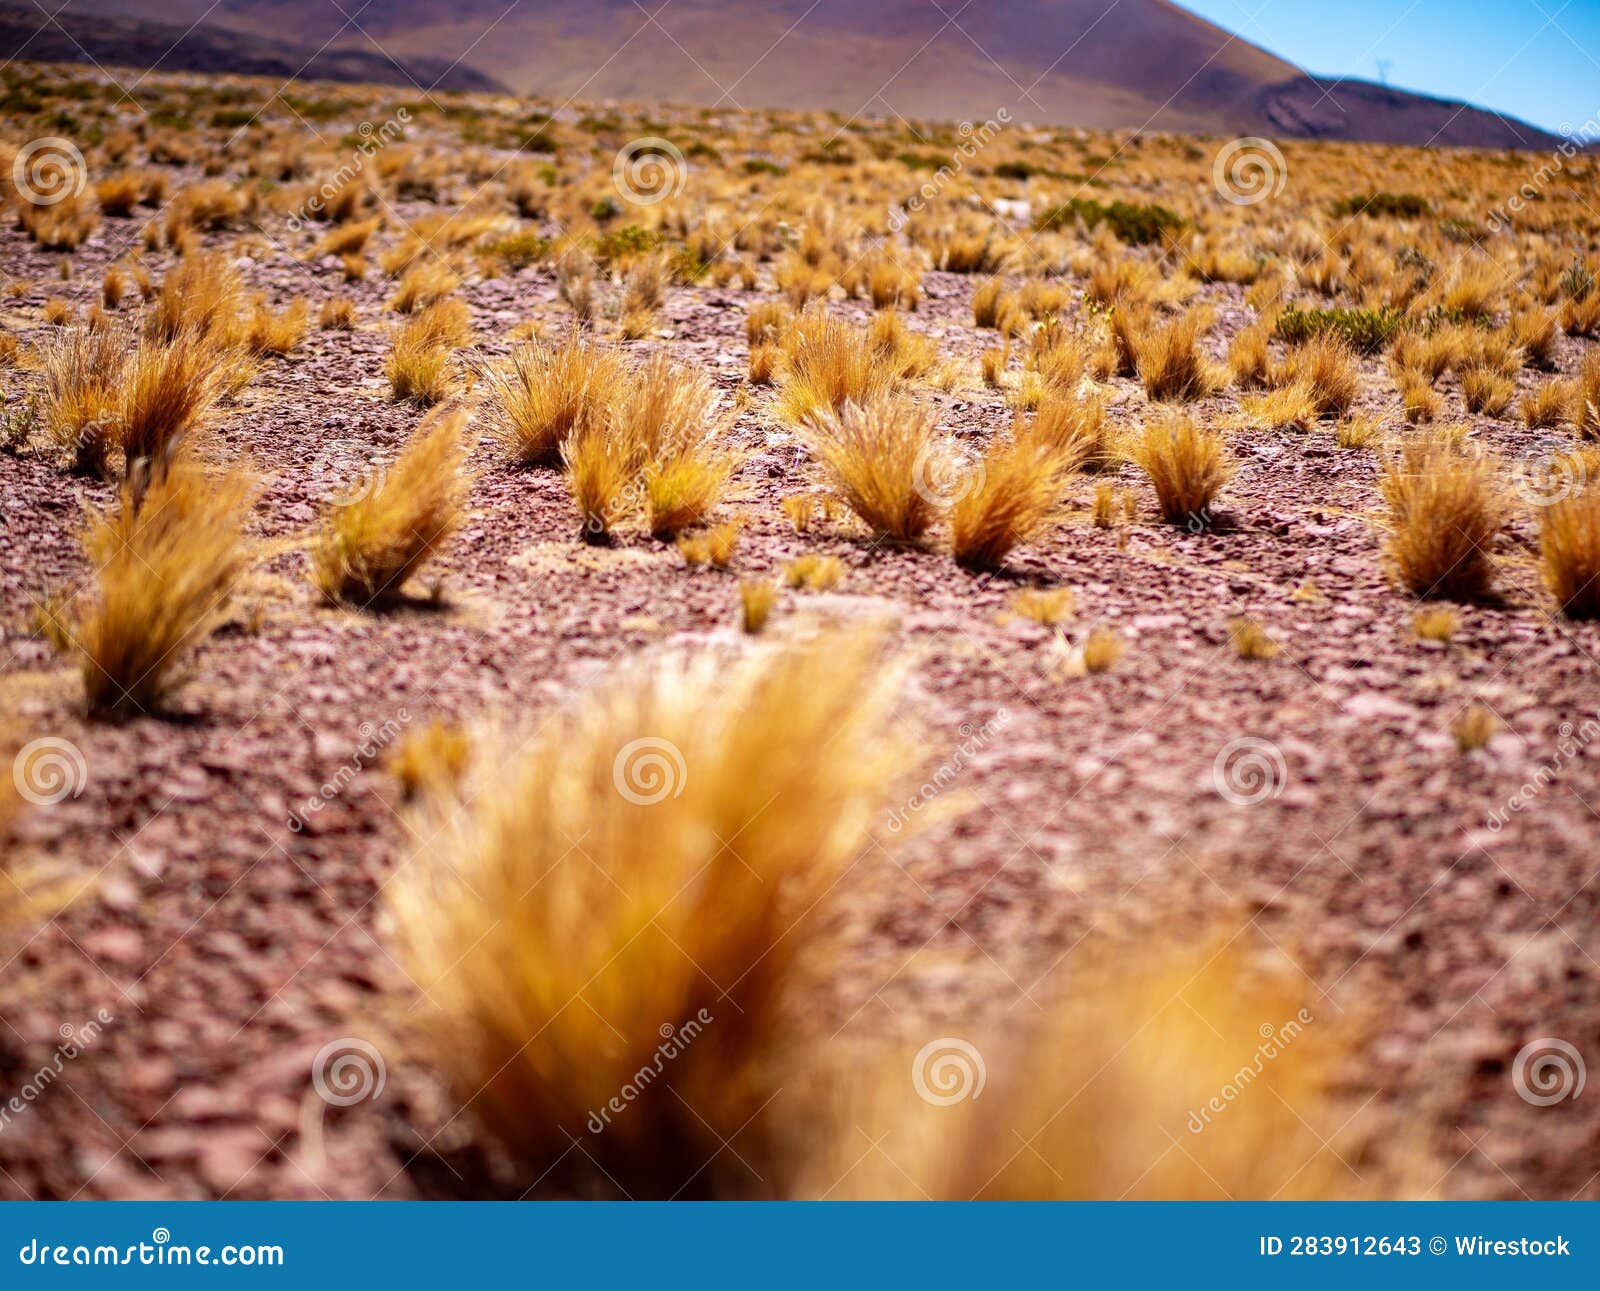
[
  {"x1": 1080, "y1": 625, "x2": 1126, "y2": 673},
  {"x1": 311, "y1": 407, "x2": 472, "y2": 605},
  {"x1": 1380, "y1": 434, "x2": 1506, "y2": 600},
  {"x1": 1540, "y1": 485, "x2": 1600, "y2": 618},
  {"x1": 776, "y1": 311, "x2": 897, "y2": 423},
  {"x1": 802, "y1": 395, "x2": 946, "y2": 541},
  {"x1": 1577, "y1": 353, "x2": 1600, "y2": 440},
  {"x1": 1136, "y1": 309, "x2": 1224, "y2": 403},
  {"x1": 388, "y1": 630, "x2": 909, "y2": 1198},
  {"x1": 145, "y1": 251, "x2": 245, "y2": 345},
  {"x1": 738, "y1": 579, "x2": 778, "y2": 633},
  {"x1": 1452, "y1": 702, "x2": 1498, "y2": 752},
  {"x1": 1010, "y1": 586, "x2": 1074, "y2": 625},
  {"x1": 117, "y1": 333, "x2": 233, "y2": 470},
  {"x1": 1519, "y1": 379, "x2": 1573, "y2": 430},
  {"x1": 481, "y1": 334, "x2": 626, "y2": 465},
  {"x1": 389, "y1": 260, "x2": 461, "y2": 314},
  {"x1": 385, "y1": 718, "x2": 474, "y2": 804},
  {"x1": 1413, "y1": 606, "x2": 1458, "y2": 643},
  {"x1": 677, "y1": 520, "x2": 742, "y2": 568},
  {"x1": 801, "y1": 937, "x2": 1357, "y2": 1199},
  {"x1": 245, "y1": 297, "x2": 309, "y2": 355},
  {"x1": 35, "y1": 322, "x2": 124, "y2": 474},
  {"x1": 1229, "y1": 617, "x2": 1279, "y2": 660},
  {"x1": 1129, "y1": 413, "x2": 1234, "y2": 527},
  {"x1": 1277, "y1": 334, "x2": 1360, "y2": 418},
  {"x1": 68, "y1": 460, "x2": 256, "y2": 718},
  {"x1": 784, "y1": 553, "x2": 844, "y2": 590},
  {"x1": 950, "y1": 434, "x2": 1075, "y2": 570},
  {"x1": 1459, "y1": 366, "x2": 1514, "y2": 417}
]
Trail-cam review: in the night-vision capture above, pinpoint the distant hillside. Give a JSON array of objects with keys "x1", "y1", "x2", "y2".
[
  {"x1": 0, "y1": 1, "x2": 502, "y2": 94},
  {"x1": 15, "y1": 0, "x2": 1567, "y2": 149}
]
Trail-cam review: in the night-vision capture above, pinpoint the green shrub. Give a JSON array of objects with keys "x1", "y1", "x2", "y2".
[
  {"x1": 1329, "y1": 192, "x2": 1431, "y2": 219},
  {"x1": 1033, "y1": 197, "x2": 1183, "y2": 246},
  {"x1": 1274, "y1": 306, "x2": 1404, "y2": 355}
]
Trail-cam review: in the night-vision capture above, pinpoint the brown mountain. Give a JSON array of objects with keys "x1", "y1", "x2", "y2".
[{"x1": 28, "y1": 0, "x2": 1566, "y2": 148}]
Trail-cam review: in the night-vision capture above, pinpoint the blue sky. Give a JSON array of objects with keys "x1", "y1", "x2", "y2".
[{"x1": 1174, "y1": 0, "x2": 1600, "y2": 134}]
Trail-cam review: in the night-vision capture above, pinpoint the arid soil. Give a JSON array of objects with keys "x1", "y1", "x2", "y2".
[{"x1": 3, "y1": 158, "x2": 1600, "y2": 1201}]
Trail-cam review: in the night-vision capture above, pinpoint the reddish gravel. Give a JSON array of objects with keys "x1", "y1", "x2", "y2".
[{"x1": 2, "y1": 202, "x2": 1599, "y2": 1200}]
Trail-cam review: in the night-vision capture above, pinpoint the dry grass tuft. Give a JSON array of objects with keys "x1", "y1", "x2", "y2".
[
  {"x1": 1380, "y1": 434, "x2": 1505, "y2": 600},
  {"x1": 311, "y1": 407, "x2": 472, "y2": 605},
  {"x1": 802, "y1": 937, "x2": 1358, "y2": 1199},
  {"x1": 776, "y1": 311, "x2": 897, "y2": 423},
  {"x1": 738, "y1": 579, "x2": 778, "y2": 633},
  {"x1": 1540, "y1": 485, "x2": 1600, "y2": 618},
  {"x1": 784, "y1": 553, "x2": 844, "y2": 590},
  {"x1": 1452, "y1": 702, "x2": 1498, "y2": 752},
  {"x1": 950, "y1": 434, "x2": 1075, "y2": 570},
  {"x1": 1010, "y1": 587, "x2": 1075, "y2": 625},
  {"x1": 66, "y1": 460, "x2": 256, "y2": 717},
  {"x1": 802, "y1": 395, "x2": 946, "y2": 541},
  {"x1": 1136, "y1": 309, "x2": 1224, "y2": 403},
  {"x1": 1129, "y1": 413, "x2": 1234, "y2": 527},
  {"x1": 385, "y1": 718, "x2": 473, "y2": 803},
  {"x1": 481, "y1": 334, "x2": 626, "y2": 465},
  {"x1": 1229, "y1": 617, "x2": 1279, "y2": 660},
  {"x1": 389, "y1": 630, "x2": 909, "y2": 1198},
  {"x1": 1413, "y1": 607, "x2": 1458, "y2": 643},
  {"x1": 1080, "y1": 626, "x2": 1126, "y2": 673}
]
